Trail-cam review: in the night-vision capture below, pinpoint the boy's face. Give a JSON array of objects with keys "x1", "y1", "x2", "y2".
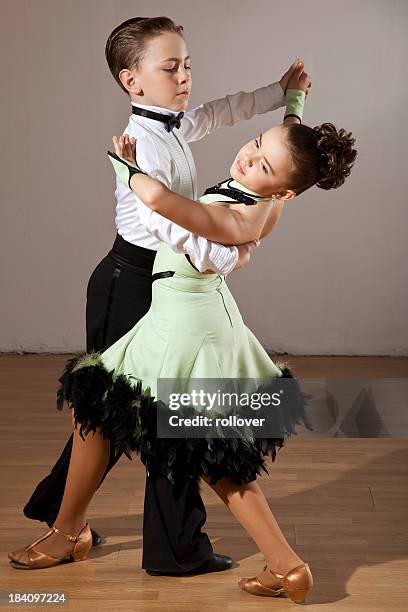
[
  {"x1": 229, "y1": 125, "x2": 296, "y2": 200},
  {"x1": 130, "y1": 32, "x2": 192, "y2": 111}
]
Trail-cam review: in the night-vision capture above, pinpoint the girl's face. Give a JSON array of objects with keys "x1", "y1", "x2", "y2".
[
  {"x1": 131, "y1": 32, "x2": 192, "y2": 111},
  {"x1": 230, "y1": 125, "x2": 296, "y2": 201}
]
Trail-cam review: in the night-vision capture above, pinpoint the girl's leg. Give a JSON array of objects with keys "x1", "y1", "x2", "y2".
[
  {"x1": 201, "y1": 475, "x2": 304, "y2": 584},
  {"x1": 11, "y1": 414, "x2": 110, "y2": 563}
]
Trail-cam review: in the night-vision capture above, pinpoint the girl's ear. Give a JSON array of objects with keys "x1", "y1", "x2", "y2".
[
  {"x1": 280, "y1": 190, "x2": 296, "y2": 201},
  {"x1": 118, "y1": 69, "x2": 143, "y2": 96}
]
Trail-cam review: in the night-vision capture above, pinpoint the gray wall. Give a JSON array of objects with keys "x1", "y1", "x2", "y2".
[{"x1": 1, "y1": 0, "x2": 407, "y2": 354}]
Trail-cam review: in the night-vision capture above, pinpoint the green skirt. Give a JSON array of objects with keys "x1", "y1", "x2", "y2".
[{"x1": 57, "y1": 243, "x2": 312, "y2": 485}]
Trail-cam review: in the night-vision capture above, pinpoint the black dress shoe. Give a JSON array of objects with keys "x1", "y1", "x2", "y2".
[
  {"x1": 146, "y1": 553, "x2": 234, "y2": 576},
  {"x1": 90, "y1": 528, "x2": 103, "y2": 547}
]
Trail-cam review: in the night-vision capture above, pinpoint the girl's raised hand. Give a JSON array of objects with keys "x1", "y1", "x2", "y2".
[{"x1": 112, "y1": 134, "x2": 137, "y2": 165}]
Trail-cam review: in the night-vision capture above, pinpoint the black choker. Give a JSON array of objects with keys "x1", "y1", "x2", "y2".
[
  {"x1": 132, "y1": 106, "x2": 184, "y2": 132},
  {"x1": 203, "y1": 179, "x2": 259, "y2": 205}
]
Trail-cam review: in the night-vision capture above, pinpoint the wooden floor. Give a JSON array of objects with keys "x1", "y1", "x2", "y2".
[{"x1": 0, "y1": 354, "x2": 407, "y2": 611}]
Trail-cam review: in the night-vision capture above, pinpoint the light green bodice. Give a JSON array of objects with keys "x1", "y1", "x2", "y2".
[{"x1": 153, "y1": 177, "x2": 269, "y2": 278}]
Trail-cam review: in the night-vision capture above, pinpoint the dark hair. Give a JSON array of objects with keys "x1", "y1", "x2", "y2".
[
  {"x1": 105, "y1": 17, "x2": 185, "y2": 94},
  {"x1": 284, "y1": 122, "x2": 357, "y2": 196}
]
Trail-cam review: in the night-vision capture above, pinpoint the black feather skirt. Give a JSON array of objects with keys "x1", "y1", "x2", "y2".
[{"x1": 57, "y1": 351, "x2": 313, "y2": 487}]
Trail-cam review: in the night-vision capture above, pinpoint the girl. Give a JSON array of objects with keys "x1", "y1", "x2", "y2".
[{"x1": 21, "y1": 16, "x2": 304, "y2": 576}]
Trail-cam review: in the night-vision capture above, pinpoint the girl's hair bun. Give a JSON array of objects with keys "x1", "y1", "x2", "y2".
[{"x1": 313, "y1": 122, "x2": 357, "y2": 190}]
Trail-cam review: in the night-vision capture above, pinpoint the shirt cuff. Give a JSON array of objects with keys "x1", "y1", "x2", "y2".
[{"x1": 208, "y1": 244, "x2": 239, "y2": 276}]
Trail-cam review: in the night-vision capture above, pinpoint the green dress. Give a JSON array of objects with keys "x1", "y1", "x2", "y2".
[{"x1": 57, "y1": 178, "x2": 312, "y2": 486}]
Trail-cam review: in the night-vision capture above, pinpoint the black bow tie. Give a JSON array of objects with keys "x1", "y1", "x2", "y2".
[{"x1": 131, "y1": 106, "x2": 184, "y2": 132}]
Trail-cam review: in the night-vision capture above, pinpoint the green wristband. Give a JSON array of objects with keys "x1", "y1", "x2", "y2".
[{"x1": 284, "y1": 88, "x2": 306, "y2": 123}]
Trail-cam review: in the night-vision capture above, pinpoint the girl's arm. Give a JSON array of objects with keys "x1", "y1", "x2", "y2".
[
  {"x1": 111, "y1": 136, "x2": 274, "y2": 245},
  {"x1": 129, "y1": 172, "x2": 272, "y2": 246}
]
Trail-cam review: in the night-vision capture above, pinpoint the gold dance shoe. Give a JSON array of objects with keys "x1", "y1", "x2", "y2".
[
  {"x1": 8, "y1": 523, "x2": 92, "y2": 570},
  {"x1": 239, "y1": 562, "x2": 313, "y2": 603}
]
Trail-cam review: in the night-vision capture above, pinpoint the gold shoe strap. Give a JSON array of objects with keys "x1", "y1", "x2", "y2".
[
  {"x1": 262, "y1": 564, "x2": 284, "y2": 580},
  {"x1": 52, "y1": 525, "x2": 81, "y2": 542},
  {"x1": 268, "y1": 568, "x2": 284, "y2": 579},
  {"x1": 23, "y1": 524, "x2": 86, "y2": 553},
  {"x1": 268, "y1": 562, "x2": 308, "y2": 580}
]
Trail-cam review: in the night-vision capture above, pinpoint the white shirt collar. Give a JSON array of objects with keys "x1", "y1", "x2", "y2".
[{"x1": 130, "y1": 101, "x2": 181, "y2": 117}]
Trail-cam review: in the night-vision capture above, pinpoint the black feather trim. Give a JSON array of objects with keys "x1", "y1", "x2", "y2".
[{"x1": 56, "y1": 353, "x2": 313, "y2": 487}]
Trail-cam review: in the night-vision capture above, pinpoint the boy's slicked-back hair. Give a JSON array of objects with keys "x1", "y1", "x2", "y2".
[{"x1": 105, "y1": 16, "x2": 184, "y2": 94}]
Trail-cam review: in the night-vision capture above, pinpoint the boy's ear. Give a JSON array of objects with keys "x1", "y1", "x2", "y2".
[{"x1": 118, "y1": 69, "x2": 143, "y2": 96}]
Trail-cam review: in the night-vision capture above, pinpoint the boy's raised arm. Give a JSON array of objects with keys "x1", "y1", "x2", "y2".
[{"x1": 180, "y1": 81, "x2": 285, "y2": 143}]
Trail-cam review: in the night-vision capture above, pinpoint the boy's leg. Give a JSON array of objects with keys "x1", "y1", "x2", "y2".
[{"x1": 142, "y1": 473, "x2": 214, "y2": 574}]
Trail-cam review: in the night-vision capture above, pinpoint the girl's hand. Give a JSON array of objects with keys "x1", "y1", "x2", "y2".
[
  {"x1": 112, "y1": 134, "x2": 137, "y2": 165},
  {"x1": 280, "y1": 59, "x2": 311, "y2": 98},
  {"x1": 286, "y1": 62, "x2": 312, "y2": 96}
]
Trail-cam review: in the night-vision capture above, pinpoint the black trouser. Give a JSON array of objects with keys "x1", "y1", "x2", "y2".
[{"x1": 23, "y1": 233, "x2": 213, "y2": 572}]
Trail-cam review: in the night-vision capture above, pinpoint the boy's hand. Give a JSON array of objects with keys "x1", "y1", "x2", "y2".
[
  {"x1": 232, "y1": 240, "x2": 260, "y2": 272},
  {"x1": 280, "y1": 59, "x2": 311, "y2": 98}
]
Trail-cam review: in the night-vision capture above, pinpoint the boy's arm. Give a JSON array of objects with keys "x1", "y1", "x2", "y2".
[
  {"x1": 180, "y1": 81, "x2": 285, "y2": 143},
  {"x1": 117, "y1": 134, "x2": 238, "y2": 275}
]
